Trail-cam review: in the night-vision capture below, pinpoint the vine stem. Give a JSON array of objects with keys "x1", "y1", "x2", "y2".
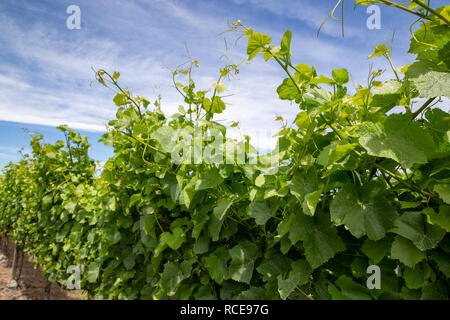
[
  {"x1": 412, "y1": 97, "x2": 436, "y2": 119},
  {"x1": 273, "y1": 54, "x2": 344, "y2": 144},
  {"x1": 207, "y1": 75, "x2": 223, "y2": 121},
  {"x1": 319, "y1": 114, "x2": 345, "y2": 141},
  {"x1": 385, "y1": 54, "x2": 400, "y2": 82},
  {"x1": 317, "y1": 0, "x2": 344, "y2": 38},
  {"x1": 411, "y1": 0, "x2": 450, "y2": 26},
  {"x1": 272, "y1": 56, "x2": 297, "y2": 90},
  {"x1": 98, "y1": 70, "x2": 143, "y2": 119},
  {"x1": 378, "y1": 0, "x2": 428, "y2": 20},
  {"x1": 154, "y1": 214, "x2": 165, "y2": 233},
  {"x1": 380, "y1": 170, "x2": 394, "y2": 189},
  {"x1": 122, "y1": 131, "x2": 167, "y2": 156},
  {"x1": 374, "y1": 163, "x2": 422, "y2": 194},
  {"x1": 296, "y1": 285, "x2": 314, "y2": 300},
  {"x1": 64, "y1": 131, "x2": 74, "y2": 167},
  {"x1": 273, "y1": 55, "x2": 345, "y2": 141},
  {"x1": 319, "y1": 121, "x2": 429, "y2": 197}
]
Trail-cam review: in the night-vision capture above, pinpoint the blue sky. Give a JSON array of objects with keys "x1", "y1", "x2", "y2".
[{"x1": 0, "y1": 0, "x2": 448, "y2": 168}]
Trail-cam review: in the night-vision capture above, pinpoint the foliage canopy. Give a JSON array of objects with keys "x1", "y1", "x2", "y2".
[{"x1": 0, "y1": 1, "x2": 449, "y2": 300}]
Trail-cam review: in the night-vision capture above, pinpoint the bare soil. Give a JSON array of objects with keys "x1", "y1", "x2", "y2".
[{"x1": 0, "y1": 238, "x2": 84, "y2": 300}]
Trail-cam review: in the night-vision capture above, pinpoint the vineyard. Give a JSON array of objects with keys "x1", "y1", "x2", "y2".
[{"x1": 0, "y1": 1, "x2": 449, "y2": 300}]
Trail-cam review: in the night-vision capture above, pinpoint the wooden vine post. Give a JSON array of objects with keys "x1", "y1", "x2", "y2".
[
  {"x1": 16, "y1": 252, "x2": 24, "y2": 281},
  {"x1": 2, "y1": 237, "x2": 12, "y2": 267},
  {"x1": 44, "y1": 279, "x2": 51, "y2": 300},
  {"x1": 10, "y1": 244, "x2": 20, "y2": 279}
]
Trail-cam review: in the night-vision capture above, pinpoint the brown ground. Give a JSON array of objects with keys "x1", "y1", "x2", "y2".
[{"x1": 0, "y1": 238, "x2": 84, "y2": 300}]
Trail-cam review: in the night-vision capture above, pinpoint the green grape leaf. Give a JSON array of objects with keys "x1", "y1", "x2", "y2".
[
  {"x1": 277, "y1": 260, "x2": 312, "y2": 300},
  {"x1": 391, "y1": 236, "x2": 426, "y2": 268},
  {"x1": 403, "y1": 265, "x2": 425, "y2": 289},
  {"x1": 331, "y1": 68, "x2": 349, "y2": 85},
  {"x1": 247, "y1": 33, "x2": 272, "y2": 60},
  {"x1": 213, "y1": 199, "x2": 233, "y2": 220},
  {"x1": 87, "y1": 262, "x2": 101, "y2": 283},
  {"x1": 123, "y1": 253, "x2": 136, "y2": 270},
  {"x1": 280, "y1": 29, "x2": 292, "y2": 56},
  {"x1": 408, "y1": 69, "x2": 450, "y2": 98},
  {"x1": 288, "y1": 168, "x2": 319, "y2": 204},
  {"x1": 209, "y1": 97, "x2": 226, "y2": 114},
  {"x1": 205, "y1": 247, "x2": 231, "y2": 284},
  {"x1": 152, "y1": 126, "x2": 179, "y2": 153},
  {"x1": 361, "y1": 235, "x2": 393, "y2": 264},
  {"x1": 423, "y1": 205, "x2": 450, "y2": 232},
  {"x1": 392, "y1": 211, "x2": 446, "y2": 251},
  {"x1": 368, "y1": 44, "x2": 390, "y2": 59},
  {"x1": 357, "y1": 113, "x2": 436, "y2": 168},
  {"x1": 420, "y1": 281, "x2": 448, "y2": 300},
  {"x1": 248, "y1": 201, "x2": 278, "y2": 225},
  {"x1": 129, "y1": 193, "x2": 142, "y2": 207},
  {"x1": 256, "y1": 254, "x2": 291, "y2": 282},
  {"x1": 236, "y1": 287, "x2": 266, "y2": 300},
  {"x1": 113, "y1": 93, "x2": 130, "y2": 106},
  {"x1": 330, "y1": 183, "x2": 398, "y2": 240},
  {"x1": 434, "y1": 184, "x2": 450, "y2": 204},
  {"x1": 277, "y1": 78, "x2": 301, "y2": 102},
  {"x1": 302, "y1": 189, "x2": 322, "y2": 217},
  {"x1": 289, "y1": 212, "x2": 345, "y2": 269},
  {"x1": 195, "y1": 168, "x2": 224, "y2": 191},
  {"x1": 166, "y1": 227, "x2": 186, "y2": 250},
  {"x1": 159, "y1": 261, "x2": 192, "y2": 296},
  {"x1": 229, "y1": 241, "x2": 261, "y2": 284},
  {"x1": 370, "y1": 80, "x2": 403, "y2": 113},
  {"x1": 329, "y1": 275, "x2": 372, "y2": 300},
  {"x1": 64, "y1": 200, "x2": 77, "y2": 214},
  {"x1": 317, "y1": 141, "x2": 357, "y2": 168},
  {"x1": 431, "y1": 251, "x2": 450, "y2": 278}
]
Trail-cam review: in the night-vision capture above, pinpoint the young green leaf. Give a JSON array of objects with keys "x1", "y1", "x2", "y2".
[{"x1": 331, "y1": 68, "x2": 349, "y2": 85}]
